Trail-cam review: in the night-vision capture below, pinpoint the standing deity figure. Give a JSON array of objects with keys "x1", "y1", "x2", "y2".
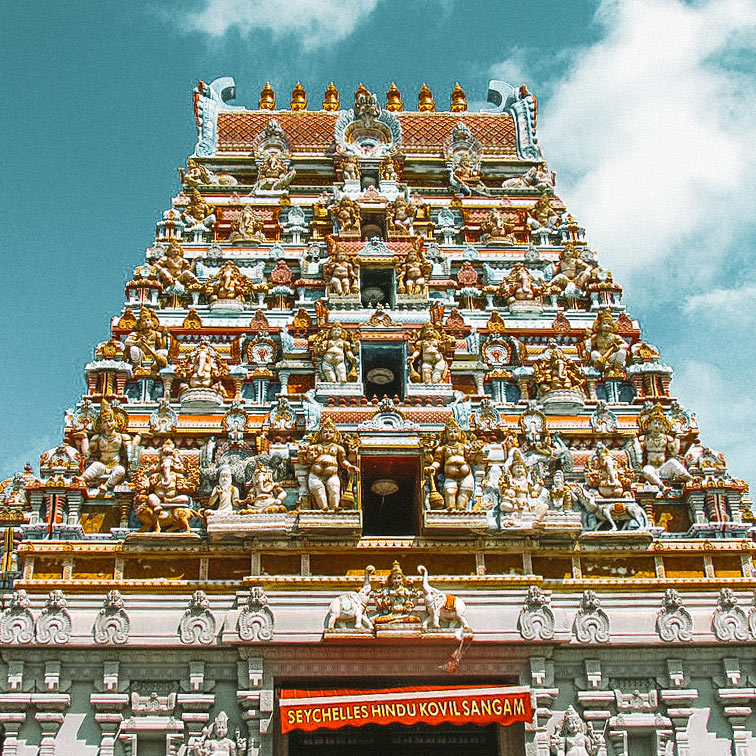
[
  {"x1": 243, "y1": 461, "x2": 287, "y2": 513},
  {"x1": 579, "y1": 309, "x2": 629, "y2": 378},
  {"x1": 373, "y1": 561, "x2": 422, "y2": 625},
  {"x1": 309, "y1": 323, "x2": 359, "y2": 383},
  {"x1": 585, "y1": 444, "x2": 632, "y2": 498},
  {"x1": 253, "y1": 150, "x2": 296, "y2": 192},
  {"x1": 499, "y1": 262, "x2": 543, "y2": 303},
  {"x1": 407, "y1": 322, "x2": 454, "y2": 384},
  {"x1": 425, "y1": 417, "x2": 480, "y2": 511},
  {"x1": 550, "y1": 706, "x2": 601, "y2": 756},
  {"x1": 480, "y1": 206, "x2": 516, "y2": 243},
  {"x1": 205, "y1": 260, "x2": 252, "y2": 303},
  {"x1": 330, "y1": 196, "x2": 361, "y2": 233},
  {"x1": 176, "y1": 342, "x2": 229, "y2": 393},
  {"x1": 81, "y1": 400, "x2": 131, "y2": 491},
  {"x1": 395, "y1": 239, "x2": 432, "y2": 296},
  {"x1": 634, "y1": 404, "x2": 693, "y2": 493},
  {"x1": 153, "y1": 239, "x2": 200, "y2": 290},
  {"x1": 379, "y1": 156, "x2": 398, "y2": 182},
  {"x1": 124, "y1": 306, "x2": 168, "y2": 377},
  {"x1": 186, "y1": 711, "x2": 246, "y2": 756},
  {"x1": 547, "y1": 243, "x2": 592, "y2": 297},
  {"x1": 450, "y1": 152, "x2": 489, "y2": 196},
  {"x1": 386, "y1": 194, "x2": 417, "y2": 234},
  {"x1": 533, "y1": 343, "x2": 586, "y2": 394},
  {"x1": 298, "y1": 419, "x2": 358, "y2": 511},
  {"x1": 205, "y1": 464, "x2": 240, "y2": 516},
  {"x1": 230, "y1": 206, "x2": 265, "y2": 243},
  {"x1": 342, "y1": 153, "x2": 361, "y2": 182},
  {"x1": 135, "y1": 441, "x2": 193, "y2": 531},
  {"x1": 323, "y1": 238, "x2": 360, "y2": 296}
]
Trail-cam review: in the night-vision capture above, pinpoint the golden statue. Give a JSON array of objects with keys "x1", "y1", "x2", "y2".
[
  {"x1": 532, "y1": 343, "x2": 586, "y2": 394},
  {"x1": 124, "y1": 306, "x2": 168, "y2": 377},
  {"x1": 450, "y1": 152, "x2": 488, "y2": 196},
  {"x1": 373, "y1": 561, "x2": 421, "y2": 624},
  {"x1": 498, "y1": 262, "x2": 543, "y2": 304},
  {"x1": 425, "y1": 417, "x2": 481, "y2": 511},
  {"x1": 153, "y1": 239, "x2": 200, "y2": 289},
  {"x1": 379, "y1": 156, "x2": 398, "y2": 181},
  {"x1": 175, "y1": 342, "x2": 229, "y2": 394},
  {"x1": 395, "y1": 238, "x2": 431, "y2": 296},
  {"x1": 386, "y1": 194, "x2": 416, "y2": 235},
  {"x1": 253, "y1": 150, "x2": 296, "y2": 192},
  {"x1": 181, "y1": 189, "x2": 214, "y2": 226},
  {"x1": 579, "y1": 309, "x2": 629, "y2": 379},
  {"x1": 204, "y1": 260, "x2": 252, "y2": 303},
  {"x1": 585, "y1": 444, "x2": 632, "y2": 498}
]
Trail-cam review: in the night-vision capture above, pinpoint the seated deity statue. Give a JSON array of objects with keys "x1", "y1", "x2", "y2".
[
  {"x1": 547, "y1": 243, "x2": 592, "y2": 297},
  {"x1": 309, "y1": 323, "x2": 359, "y2": 383},
  {"x1": 323, "y1": 238, "x2": 360, "y2": 296},
  {"x1": 298, "y1": 419, "x2": 358, "y2": 511},
  {"x1": 533, "y1": 343, "x2": 586, "y2": 395},
  {"x1": 407, "y1": 322, "x2": 453, "y2": 384},
  {"x1": 205, "y1": 465, "x2": 240, "y2": 516},
  {"x1": 253, "y1": 149, "x2": 296, "y2": 192},
  {"x1": 450, "y1": 152, "x2": 489, "y2": 196},
  {"x1": 386, "y1": 195, "x2": 416, "y2": 234},
  {"x1": 499, "y1": 262, "x2": 543, "y2": 303},
  {"x1": 241, "y1": 461, "x2": 287, "y2": 513},
  {"x1": 499, "y1": 451, "x2": 548, "y2": 520},
  {"x1": 585, "y1": 444, "x2": 632, "y2": 498},
  {"x1": 176, "y1": 342, "x2": 229, "y2": 394},
  {"x1": 395, "y1": 239, "x2": 432, "y2": 296},
  {"x1": 230, "y1": 206, "x2": 265, "y2": 243},
  {"x1": 138, "y1": 441, "x2": 191, "y2": 516},
  {"x1": 502, "y1": 162, "x2": 555, "y2": 192},
  {"x1": 181, "y1": 189, "x2": 215, "y2": 229},
  {"x1": 425, "y1": 417, "x2": 479, "y2": 511},
  {"x1": 579, "y1": 309, "x2": 629, "y2": 378},
  {"x1": 205, "y1": 260, "x2": 251, "y2": 303},
  {"x1": 179, "y1": 158, "x2": 237, "y2": 189},
  {"x1": 153, "y1": 239, "x2": 200, "y2": 290},
  {"x1": 480, "y1": 206, "x2": 516, "y2": 243},
  {"x1": 124, "y1": 306, "x2": 168, "y2": 377},
  {"x1": 373, "y1": 561, "x2": 422, "y2": 625},
  {"x1": 81, "y1": 400, "x2": 131, "y2": 491},
  {"x1": 527, "y1": 193, "x2": 559, "y2": 233}
]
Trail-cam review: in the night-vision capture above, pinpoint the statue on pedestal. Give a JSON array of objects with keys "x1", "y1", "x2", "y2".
[
  {"x1": 395, "y1": 239, "x2": 431, "y2": 296},
  {"x1": 425, "y1": 417, "x2": 481, "y2": 511},
  {"x1": 579, "y1": 309, "x2": 628, "y2": 379},
  {"x1": 373, "y1": 561, "x2": 421, "y2": 625},
  {"x1": 124, "y1": 306, "x2": 168, "y2": 378},
  {"x1": 309, "y1": 323, "x2": 359, "y2": 383},
  {"x1": 323, "y1": 238, "x2": 360, "y2": 296},
  {"x1": 407, "y1": 322, "x2": 454, "y2": 384}
]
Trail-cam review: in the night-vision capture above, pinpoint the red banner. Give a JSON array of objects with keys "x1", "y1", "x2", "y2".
[{"x1": 280, "y1": 685, "x2": 532, "y2": 733}]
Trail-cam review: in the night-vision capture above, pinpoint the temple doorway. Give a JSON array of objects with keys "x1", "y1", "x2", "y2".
[{"x1": 361, "y1": 455, "x2": 420, "y2": 536}]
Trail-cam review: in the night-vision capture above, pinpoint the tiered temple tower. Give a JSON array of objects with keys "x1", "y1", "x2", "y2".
[{"x1": 0, "y1": 78, "x2": 754, "y2": 756}]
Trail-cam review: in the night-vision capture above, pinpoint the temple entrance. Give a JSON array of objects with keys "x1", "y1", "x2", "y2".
[
  {"x1": 361, "y1": 455, "x2": 420, "y2": 536},
  {"x1": 288, "y1": 722, "x2": 502, "y2": 756}
]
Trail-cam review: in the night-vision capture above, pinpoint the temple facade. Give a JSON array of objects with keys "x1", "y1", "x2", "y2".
[{"x1": 0, "y1": 77, "x2": 754, "y2": 756}]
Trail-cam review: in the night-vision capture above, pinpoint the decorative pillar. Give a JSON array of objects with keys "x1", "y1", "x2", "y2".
[
  {"x1": 524, "y1": 656, "x2": 558, "y2": 756},
  {"x1": 237, "y1": 657, "x2": 274, "y2": 756}
]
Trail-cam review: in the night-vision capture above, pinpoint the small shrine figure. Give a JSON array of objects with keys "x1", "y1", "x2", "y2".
[
  {"x1": 268, "y1": 396, "x2": 296, "y2": 430},
  {"x1": 386, "y1": 195, "x2": 416, "y2": 235},
  {"x1": 499, "y1": 450, "x2": 548, "y2": 519},
  {"x1": 176, "y1": 342, "x2": 229, "y2": 395},
  {"x1": 179, "y1": 157, "x2": 213, "y2": 188},
  {"x1": 395, "y1": 239, "x2": 432, "y2": 296},
  {"x1": 547, "y1": 243, "x2": 592, "y2": 298},
  {"x1": 407, "y1": 322, "x2": 454, "y2": 384},
  {"x1": 153, "y1": 239, "x2": 200, "y2": 290},
  {"x1": 373, "y1": 561, "x2": 422, "y2": 625},
  {"x1": 502, "y1": 162, "x2": 555, "y2": 192},
  {"x1": 205, "y1": 464, "x2": 240, "y2": 516},
  {"x1": 425, "y1": 417, "x2": 480, "y2": 511},
  {"x1": 81, "y1": 401, "x2": 132, "y2": 491},
  {"x1": 342, "y1": 153, "x2": 361, "y2": 182},
  {"x1": 379, "y1": 156, "x2": 398, "y2": 182},
  {"x1": 548, "y1": 469, "x2": 574, "y2": 511},
  {"x1": 298, "y1": 419, "x2": 359, "y2": 511},
  {"x1": 204, "y1": 260, "x2": 252, "y2": 304},
  {"x1": 533, "y1": 343, "x2": 586, "y2": 395},
  {"x1": 124, "y1": 306, "x2": 168, "y2": 377},
  {"x1": 242, "y1": 461, "x2": 287, "y2": 513},
  {"x1": 579, "y1": 309, "x2": 629, "y2": 379},
  {"x1": 181, "y1": 189, "x2": 216, "y2": 240},
  {"x1": 186, "y1": 711, "x2": 246, "y2": 756},
  {"x1": 230, "y1": 206, "x2": 265, "y2": 243},
  {"x1": 527, "y1": 193, "x2": 559, "y2": 236},
  {"x1": 323, "y1": 238, "x2": 360, "y2": 296},
  {"x1": 634, "y1": 404, "x2": 693, "y2": 494},
  {"x1": 330, "y1": 196, "x2": 360, "y2": 234},
  {"x1": 253, "y1": 150, "x2": 296, "y2": 192},
  {"x1": 480, "y1": 206, "x2": 516, "y2": 244},
  {"x1": 498, "y1": 262, "x2": 543, "y2": 305},
  {"x1": 450, "y1": 153, "x2": 489, "y2": 196},
  {"x1": 585, "y1": 444, "x2": 632, "y2": 498},
  {"x1": 550, "y1": 706, "x2": 601, "y2": 756},
  {"x1": 309, "y1": 323, "x2": 359, "y2": 383}
]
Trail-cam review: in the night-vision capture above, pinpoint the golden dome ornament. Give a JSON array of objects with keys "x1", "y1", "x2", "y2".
[
  {"x1": 322, "y1": 82, "x2": 340, "y2": 111},
  {"x1": 450, "y1": 82, "x2": 467, "y2": 112},
  {"x1": 259, "y1": 81, "x2": 275, "y2": 110},
  {"x1": 290, "y1": 82, "x2": 307, "y2": 111},
  {"x1": 385, "y1": 82, "x2": 403, "y2": 112},
  {"x1": 418, "y1": 83, "x2": 435, "y2": 112}
]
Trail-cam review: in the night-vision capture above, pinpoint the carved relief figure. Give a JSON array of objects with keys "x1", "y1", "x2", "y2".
[
  {"x1": 185, "y1": 711, "x2": 246, "y2": 756},
  {"x1": 585, "y1": 444, "x2": 632, "y2": 498},
  {"x1": 395, "y1": 239, "x2": 432, "y2": 296},
  {"x1": 309, "y1": 323, "x2": 359, "y2": 383},
  {"x1": 230, "y1": 206, "x2": 265, "y2": 243},
  {"x1": 253, "y1": 149, "x2": 296, "y2": 192},
  {"x1": 244, "y1": 461, "x2": 287, "y2": 513},
  {"x1": 407, "y1": 322, "x2": 454, "y2": 384},
  {"x1": 379, "y1": 157, "x2": 398, "y2": 181},
  {"x1": 480, "y1": 206, "x2": 515, "y2": 243},
  {"x1": 547, "y1": 243, "x2": 591, "y2": 297},
  {"x1": 204, "y1": 260, "x2": 251, "y2": 303},
  {"x1": 323, "y1": 238, "x2": 360, "y2": 296},
  {"x1": 533, "y1": 344, "x2": 586, "y2": 394},
  {"x1": 342, "y1": 153, "x2": 361, "y2": 182},
  {"x1": 205, "y1": 464, "x2": 240, "y2": 516},
  {"x1": 386, "y1": 194, "x2": 416, "y2": 234},
  {"x1": 124, "y1": 306, "x2": 168, "y2": 377},
  {"x1": 425, "y1": 417, "x2": 480, "y2": 511},
  {"x1": 634, "y1": 404, "x2": 693, "y2": 493},
  {"x1": 81, "y1": 401, "x2": 131, "y2": 491},
  {"x1": 325, "y1": 565, "x2": 375, "y2": 631},
  {"x1": 499, "y1": 263, "x2": 543, "y2": 304},
  {"x1": 579, "y1": 309, "x2": 629, "y2": 378},
  {"x1": 417, "y1": 565, "x2": 471, "y2": 631},
  {"x1": 450, "y1": 153, "x2": 488, "y2": 196},
  {"x1": 373, "y1": 561, "x2": 421, "y2": 625},
  {"x1": 330, "y1": 196, "x2": 361, "y2": 234},
  {"x1": 176, "y1": 342, "x2": 229, "y2": 394},
  {"x1": 550, "y1": 706, "x2": 600, "y2": 756},
  {"x1": 153, "y1": 239, "x2": 200, "y2": 290}
]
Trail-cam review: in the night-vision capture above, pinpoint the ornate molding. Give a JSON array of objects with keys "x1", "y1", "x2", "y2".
[
  {"x1": 237, "y1": 587, "x2": 274, "y2": 642},
  {"x1": 712, "y1": 588, "x2": 749, "y2": 642},
  {"x1": 573, "y1": 590, "x2": 610, "y2": 643},
  {"x1": 656, "y1": 589, "x2": 693, "y2": 642},
  {"x1": 0, "y1": 590, "x2": 35, "y2": 644},
  {"x1": 35, "y1": 590, "x2": 72, "y2": 644},
  {"x1": 518, "y1": 586, "x2": 555, "y2": 640},
  {"x1": 93, "y1": 590, "x2": 130, "y2": 645},
  {"x1": 178, "y1": 590, "x2": 216, "y2": 645}
]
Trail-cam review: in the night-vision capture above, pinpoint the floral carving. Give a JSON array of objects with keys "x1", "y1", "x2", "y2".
[
  {"x1": 712, "y1": 588, "x2": 748, "y2": 642},
  {"x1": 237, "y1": 587, "x2": 274, "y2": 642},
  {"x1": 93, "y1": 590, "x2": 130, "y2": 645},
  {"x1": 179, "y1": 590, "x2": 216, "y2": 645},
  {"x1": 518, "y1": 586, "x2": 555, "y2": 640},
  {"x1": 573, "y1": 590, "x2": 610, "y2": 643},
  {"x1": 656, "y1": 589, "x2": 693, "y2": 642},
  {"x1": 35, "y1": 590, "x2": 72, "y2": 644},
  {"x1": 0, "y1": 590, "x2": 35, "y2": 644}
]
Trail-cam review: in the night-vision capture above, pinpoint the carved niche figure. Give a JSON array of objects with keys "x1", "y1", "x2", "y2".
[
  {"x1": 579, "y1": 309, "x2": 629, "y2": 378},
  {"x1": 407, "y1": 322, "x2": 455, "y2": 384},
  {"x1": 373, "y1": 561, "x2": 422, "y2": 625},
  {"x1": 181, "y1": 189, "x2": 216, "y2": 238},
  {"x1": 379, "y1": 156, "x2": 398, "y2": 181},
  {"x1": 547, "y1": 243, "x2": 591, "y2": 298},
  {"x1": 395, "y1": 239, "x2": 432, "y2": 296},
  {"x1": 498, "y1": 449, "x2": 548, "y2": 520},
  {"x1": 330, "y1": 196, "x2": 361, "y2": 234},
  {"x1": 480, "y1": 206, "x2": 516, "y2": 244},
  {"x1": 308, "y1": 323, "x2": 359, "y2": 383},
  {"x1": 550, "y1": 706, "x2": 601, "y2": 756},
  {"x1": 633, "y1": 404, "x2": 693, "y2": 494},
  {"x1": 425, "y1": 417, "x2": 481, "y2": 511},
  {"x1": 253, "y1": 149, "x2": 296, "y2": 192},
  {"x1": 124, "y1": 306, "x2": 168, "y2": 378},
  {"x1": 450, "y1": 152, "x2": 489, "y2": 196},
  {"x1": 81, "y1": 401, "x2": 132, "y2": 491},
  {"x1": 502, "y1": 162, "x2": 555, "y2": 192},
  {"x1": 584, "y1": 443, "x2": 632, "y2": 498},
  {"x1": 175, "y1": 342, "x2": 229, "y2": 395},
  {"x1": 179, "y1": 157, "x2": 238, "y2": 188},
  {"x1": 527, "y1": 193, "x2": 559, "y2": 234},
  {"x1": 498, "y1": 262, "x2": 543, "y2": 304},
  {"x1": 342, "y1": 153, "x2": 361, "y2": 182},
  {"x1": 185, "y1": 711, "x2": 247, "y2": 756},
  {"x1": 204, "y1": 261, "x2": 252, "y2": 303},
  {"x1": 229, "y1": 206, "x2": 265, "y2": 243},
  {"x1": 134, "y1": 441, "x2": 200, "y2": 533},
  {"x1": 532, "y1": 343, "x2": 586, "y2": 395},
  {"x1": 242, "y1": 461, "x2": 287, "y2": 513},
  {"x1": 386, "y1": 194, "x2": 416, "y2": 235},
  {"x1": 298, "y1": 419, "x2": 359, "y2": 511},
  {"x1": 323, "y1": 237, "x2": 360, "y2": 296},
  {"x1": 153, "y1": 239, "x2": 200, "y2": 290},
  {"x1": 205, "y1": 464, "x2": 240, "y2": 516}
]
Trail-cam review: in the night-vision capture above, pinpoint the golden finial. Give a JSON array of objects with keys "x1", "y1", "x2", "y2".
[
  {"x1": 290, "y1": 82, "x2": 307, "y2": 111},
  {"x1": 385, "y1": 82, "x2": 403, "y2": 112},
  {"x1": 450, "y1": 82, "x2": 467, "y2": 112},
  {"x1": 322, "y1": 82, "x2": 340, "y2": 111},
  {"x1": 418, "y1": 83, "x2": 435, "y2": 112},
  {"x1": 259, "y1": 81, "x2": 275, "y2": 110}
]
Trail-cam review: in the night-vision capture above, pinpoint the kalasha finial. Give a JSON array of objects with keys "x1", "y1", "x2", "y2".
[
  {"x1": 259, "y1": 81, "x2": 275, "y2": 110},
  {"x1": 290, "y1": 82, "x2": 307, "y2": 111},
  {"x1": 450, "y1": 83, "x2": 467, "y2": 112},
  {"x1": 385, "y1": 82, "x2": 403, "y2": 112},
  {"x1": 418, "y1": 83, "x2": 435, "y2": 112},
  {"x1": 322, "y1": 82, "x2": 340, "y2": 111}
]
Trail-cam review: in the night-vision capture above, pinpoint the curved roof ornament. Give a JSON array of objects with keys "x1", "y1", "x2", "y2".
[
  {"x1": 334, "y1": 88, "x2": 402, "y2": 158},
  {"x1": 481, "y1": 79, "x2": 541, "y2": 161},
  {"x1": 192, "y1": 76, "x2": 244, "y2": 158}
]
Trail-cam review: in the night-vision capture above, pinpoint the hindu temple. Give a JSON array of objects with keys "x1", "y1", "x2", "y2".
[{"x1": 0, "y1": 77, "x2": 754, "y2": 756}]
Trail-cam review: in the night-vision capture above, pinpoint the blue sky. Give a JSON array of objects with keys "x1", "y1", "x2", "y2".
[{"x1": 2, "y1": 0, "x2": 756, "y2": 482}]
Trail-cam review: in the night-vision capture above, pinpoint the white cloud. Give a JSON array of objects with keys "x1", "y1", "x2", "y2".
[
  {"x1": 684, "y1": 283, "x2": 756, "y2": 328},
  {"x1": 181, "y1": 0, "x2": 379, "y2": 49}
]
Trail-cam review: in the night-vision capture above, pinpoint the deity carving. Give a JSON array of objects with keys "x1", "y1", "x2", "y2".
[
  {"x1": 179, "y1": 158, "x2": 237, "y2": 188},
  {"x1": 181, "y1": 189, "x2": 215, "y2": 239},
  {"x1": 379, "y1": 156, "x2": 398, "y2": 181},
  {"x1": 323, "y1": 238, "x2": 360, "y2": 296},
  {"x1": 124, "y1": 306, "x2": 168, "y2": 378},
  {"x1": 407, "y1": 322, "x2": 455, "y2": 384},
  {"x1": 547, "y1": 243, "x2": 591, "y2": 298},
  {"x1": 175, "y1": 342, "x2": 229, "y2": 395},
  {"x1": 386, "y1": 194, "x2": 416, "y2": 235},
  {"x1": 309, "y1": 323, "x2": 359, "y2": 383},
  {"x1": 81, "y1": 401, "x2": 132, "y2": 492},
  {"x1": 449, "y1": 152, "x2": 488, "y2": 196},
  {"x1": 528, "y1": 193, "x2": 559, "y2": 236},
  {"x1": 498, "y1": 262, "x2": 543, "y2": 305},
  {"x1": 184, "y1": 711, "x2": 246, "y2": 756},
  {"x1": 502, "y1": 162, "x2": 555, "y2": 192},
  {"x1": 242, "y1": 461, "x2": 287, "y2": 513},
  {"x1": 533, "y1": 343, "x2": 586, "y2": 395},
  {"x1": 373, "y1": 561, "x2": 422, "y2": 625},
  {"x1": 205, "y1": 464, "x2": 241, "y2": 516},
  {"x1": 230, "y1": 206, "x2": 265, "y2": 243},
  {"x1": 342, "y1": 153, "x2": 361, "y2": 182},
  {"x1": 330, "y1": 196, "x2": 361, "y2": 234},
  {"x1": 298, "y1": 419, "x2": 359, "y2": 511},
  {"x1": 153, "y1": 239, "x2": 200, "y2": 291},
  {"x1": 424, "y1": 417, "x2": 481, "y2": 511},
  {"x1": 253, "y1": 149, "x2": 295, "y2": 192},
  {"x1": 498, "y1": 450, "x2": 548, "y2": 520},
  {"x1": 579, "y1": 309, "x2": 629, "y2": 378},
  {"x1": 204, "y1": 260, "x2": 252, "y2": 304},
  {"x1": 584, "y1": 444, "x2": 632, "y2": 498},
  {"x1": 480, "y1": 206, "x2": 516, "y2": 244},
  {"x1": 395, "y1": 239, "x2": 432, "y2": 296},
  {"x1": 550, "y1": 706, "x2": 601, "y2": 756}
]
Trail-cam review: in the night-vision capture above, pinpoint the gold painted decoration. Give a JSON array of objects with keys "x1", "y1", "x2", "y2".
[
  {"x1": 322, "y1": 82, "x2": 339, "y2": 111},
  {"x1": 385, "y1": 82, "x2": 403, "y2": 111},
  {"x1": 183, "y1": 309, "x2": 202, "y2": 329},
  {"x1": 290, "y1": 82, "x2": 307, "y2": 111},
  {"x1": 418, "y1": 83, "x2": 435, "y2": 112},
  {"x1": 259, "y1": 81, "x2": 275, "y2": 110},
  {"x1": 450, "y1": 82, "x2": 467, "y2": 112},
  {"x1": 117, "y1": 308, "x2": 137, "y2": 331}
]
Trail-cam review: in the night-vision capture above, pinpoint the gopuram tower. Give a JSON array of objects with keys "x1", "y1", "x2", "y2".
[{"x1": 0, "y1": 78, "x2": 753, "y2": 756}]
